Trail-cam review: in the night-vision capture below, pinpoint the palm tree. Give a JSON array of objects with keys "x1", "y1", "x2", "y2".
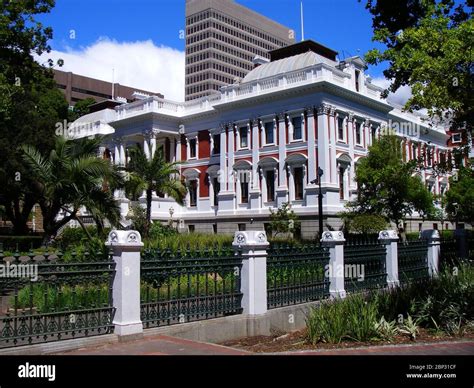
[
  {"x1": 125, "y1": 144, "x2": 186, "y2": 236},
  {"x1": 22, "y1": 136, "x2": 123, "y2": 244}
]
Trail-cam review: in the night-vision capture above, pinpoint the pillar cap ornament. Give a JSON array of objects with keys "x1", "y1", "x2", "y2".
[
  {"x1": 321, "y1": 231, "x2": 345, "y2": 243},
  {"x1": 232, "y1": 230, "x2": 269, "y2": 249},
  {"x1": 378, "y1": 230, "x2": 399, "y2": 241},
  {"x1": 106, "y1": 230, "x2": 144, "y2": 247}
]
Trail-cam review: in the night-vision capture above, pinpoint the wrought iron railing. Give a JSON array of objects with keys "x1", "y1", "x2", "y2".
[
  {"x1": 440, "y1": 237, "x2": 458, "y2": 269},
  {"x1": 0, "y1": 246, "x2": 115, "y2": 348},
  {"x1": 140, "y1": 247, "x2": 243, "y2": 328},
  {"x1": 343, "y1": 241, "x2": 387, "y2": 292},
  {"x1": 398, "y1": 239, "x2": 429, "y2": 283},
  {"x1": 267, "y1": 244, "x2": 330, "y2": 309}
]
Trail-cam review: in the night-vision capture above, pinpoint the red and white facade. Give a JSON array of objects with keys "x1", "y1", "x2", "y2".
[{"x1": 73, "y1": 41, "x2": 456, "y2": 236}]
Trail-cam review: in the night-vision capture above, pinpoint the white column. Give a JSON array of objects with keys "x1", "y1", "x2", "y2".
[
  {"x1": 176, "y1": 137, "x2": 181, "y2": 163},
  {"x1": 378, "y1": 230, "x2": 400, "y2": 288},
  {"x1": 150, "y1": 133, "x2": 157, "y2": 159},
  {"x1": 288, "y1": 165, "x2": 294, "y2": 202},
  {"x1": 307, "y1": 109, "x2": 317, "y2": 183},
  {"x1": 220, "y1": 128, "x2": 228, "y2": 190},
  {"x1": 228, "y1": 126, "x2": 235, "y2": 192},
  {"x1": 329, "y1": 107, "x2": 337, "y2": 184},
  {"x1": 120, "y1": 143, "x2": 126, "y2": 167},
  {"x1": 106, "y1": 230, "x2": 144, "y2": 337},
  {"x1": 209, "y1": 131, "x2": 214, "y2": 155},
  {"x1": 114, "y1": 142, "x2": 120, "y2": 166},
  {"x1": 251, "y1": 120, "x2": 260, "y2": 190},
  {"x1": 232, "y1": 230, "x2": 269, "y2": 315},
  {"x1": 277, "y1": 114, "x2": 287, "y2": 188},
  {"x1": 143, "y1": 134, "x2": 150, "y2": 160},
  {"x1": 321, "y1": 231, "x2": 346, "y2": 299},
  {"x1": 421, "y1": 229, "x2": 441, "y2": 278},
  {"x1": 317, "y1": 104, "x2": 331, "y2": 185}
]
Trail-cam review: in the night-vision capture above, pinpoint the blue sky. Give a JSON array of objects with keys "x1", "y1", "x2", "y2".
[{"x1": 37, "y1": 0, "x2": 397, "y2": 101}]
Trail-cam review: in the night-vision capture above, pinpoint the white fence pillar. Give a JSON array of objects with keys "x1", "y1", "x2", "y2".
[
  {"x1": 378, "y1": 230, "x2": 400, "y2": 288},
  {"x1": 106, "y1": 230, "x2": 144, "y2": 337},
  {"x1": 321, "y1": 231, "x2": 346, "y2": 299},
  {"x1": 232, "y1": 230, "x2": 269, "y2": 315},
  {"x1": 421, "y1": 229, "x2": 441, "y2": 277}
]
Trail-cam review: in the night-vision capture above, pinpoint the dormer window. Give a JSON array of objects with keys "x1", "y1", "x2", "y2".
[
  {"x1": 355, "y1": 70, "x2": 361, "y2": 92},
  {"x1": 452, "y1": 133, "x2": 462, "y2": 143}
]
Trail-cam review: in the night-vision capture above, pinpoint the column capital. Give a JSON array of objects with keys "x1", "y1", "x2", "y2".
[
  {"x1": 347, "y1": 112, "x2": 355, "y2": 122},
  {"x1": 317, "y1": 103, "x2": 331, "y2": 116}
]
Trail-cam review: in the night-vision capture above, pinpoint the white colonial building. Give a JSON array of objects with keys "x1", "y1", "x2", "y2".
[{"x1": 73, "y1": 41, "x2": 456, "y2": 237}]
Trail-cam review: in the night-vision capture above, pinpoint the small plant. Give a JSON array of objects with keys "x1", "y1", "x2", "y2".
[
  {"x1": 374, "y1": 317, "x2": 399, "y2": 341},
  {"x1": 398, "y1": 314, "x2": 420, "y2": 340},
  {"x1": 306, "y1": 300, "x2": 347, "y2": 344}
]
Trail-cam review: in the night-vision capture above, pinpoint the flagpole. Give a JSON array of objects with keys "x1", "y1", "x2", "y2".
[{"x1": 300, "y1": 1, "x2": 305, "y2": 41}]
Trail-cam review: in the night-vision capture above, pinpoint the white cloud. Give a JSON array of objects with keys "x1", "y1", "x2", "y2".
[
  {"x1": 371, "y1": 77, "x2": 413, "y2": 108},
  {"x1": 37, "y1": 38, "x2": 185, "y2": 101}
]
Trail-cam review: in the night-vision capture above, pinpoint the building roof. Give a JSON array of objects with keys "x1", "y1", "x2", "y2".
[
  {"x1": 242, "y1": 50, "x2": 337, "y2": 83},
  {"x1": 270, "y1": 40, "x2": 338, "y2": 62}
]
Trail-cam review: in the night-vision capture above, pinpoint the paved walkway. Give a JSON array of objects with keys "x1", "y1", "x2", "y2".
[
  {"x1": 57, "y1": 335, "x2": 474, "y2": 356},
  {"x1": 276, "y1": 341, "x2": 474, "y2": 356},
  {"x1": 58, "y1": 335, "x2": 249, "y2": 356}
]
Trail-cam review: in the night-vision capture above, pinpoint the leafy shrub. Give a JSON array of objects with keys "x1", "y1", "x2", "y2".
[{"x1": 307, "y1": 263, "x2": 474, "y2": 344}]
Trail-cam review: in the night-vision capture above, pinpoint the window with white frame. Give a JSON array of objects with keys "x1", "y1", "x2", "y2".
[
  {"x1": 188, "y1": 180, "x2": 198, "y2": 207},
  {"x1": 212, "y1": 134, "x2": 220, "y2": 155},
  {"x1": 239, "y1": 126, "x2": 248, "y2": 149},
  {"x1": 337, "y1": 116, "x2": 345, "y2": 142},
  {"x1": 291, "y1": 116, "x2": 303, "y2": 141},
  {"x1": 264, "y1": 121, "x2": 275, "y2": 145},
  {"x1": 452, "y1": 133, "x2": 462, "y2": 143},
  {"x1": 266, "y1": 170, "x2": 275, "y2": 202},
  {"x1": 189, "y1": 138, "x2": 197, "y2": 159},
  {"x1": 293, "y1": 167, "x2": 304, "y2": 200},
  {"x1": 212, "y1": 177, "x2": 220, "y2": 206},
  {"x1": 355, "y1": 122, "x2": 362, "y2": 146}
]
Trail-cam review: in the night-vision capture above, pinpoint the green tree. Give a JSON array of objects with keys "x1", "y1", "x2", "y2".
[
  {"x1": 340, "y1": 212, "x2": 388, "y2": 235},
  {"x1": 21, "y1": 136, "x2": 123, "y2": 244},
  {"x1": 268, "y1": 202, "x2": 301, "y2": 238},
  {"x1": 0, "y1": 0, "x2": 70, "y2": 234},
  {"x1": 363, "y1": 0, "x2": 473, "y2": 139},
  {"x1": 445, "y1": 166, "x2": 474, "y2": 225},
  {"x1": 348, "y1": 135, "x2": 434, "y2": 227},
  {"x1": 125, "y1": 145, "x2": 187, "y2": 236}
]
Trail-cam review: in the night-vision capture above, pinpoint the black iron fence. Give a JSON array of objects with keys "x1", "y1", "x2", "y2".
[
  {"x1": 398, "y1": 239, "x2": 429, "y2": 284},
  {"x1": 0, "y1": 246, "x2": 115, "y2": 348},
  {"x1": 140, "y1": 247, "x2": 243, "y2": 328},
  {"x1": 266, "y1": 244, "x2": 330, "y2": 309},
  {"x1": 343, "y1": 240, "x2": 387, "y2": 292}
]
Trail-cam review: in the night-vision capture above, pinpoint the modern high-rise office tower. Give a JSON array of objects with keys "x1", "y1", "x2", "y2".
[{"x1": 185, "y1": 0, "x2": 295, "y2": 101}]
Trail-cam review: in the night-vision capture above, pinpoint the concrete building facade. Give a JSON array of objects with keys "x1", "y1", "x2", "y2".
[
  {"x1": 54, "y1": 69, "x2": 164, "y2": 106},
  {"x1": 185, "y1": 0, "x2": 295, "y2": 101}
]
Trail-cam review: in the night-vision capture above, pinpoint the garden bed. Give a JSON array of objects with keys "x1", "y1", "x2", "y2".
[{"x1": 221, "y1": 327, "x2": 474, "y2": 353}]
